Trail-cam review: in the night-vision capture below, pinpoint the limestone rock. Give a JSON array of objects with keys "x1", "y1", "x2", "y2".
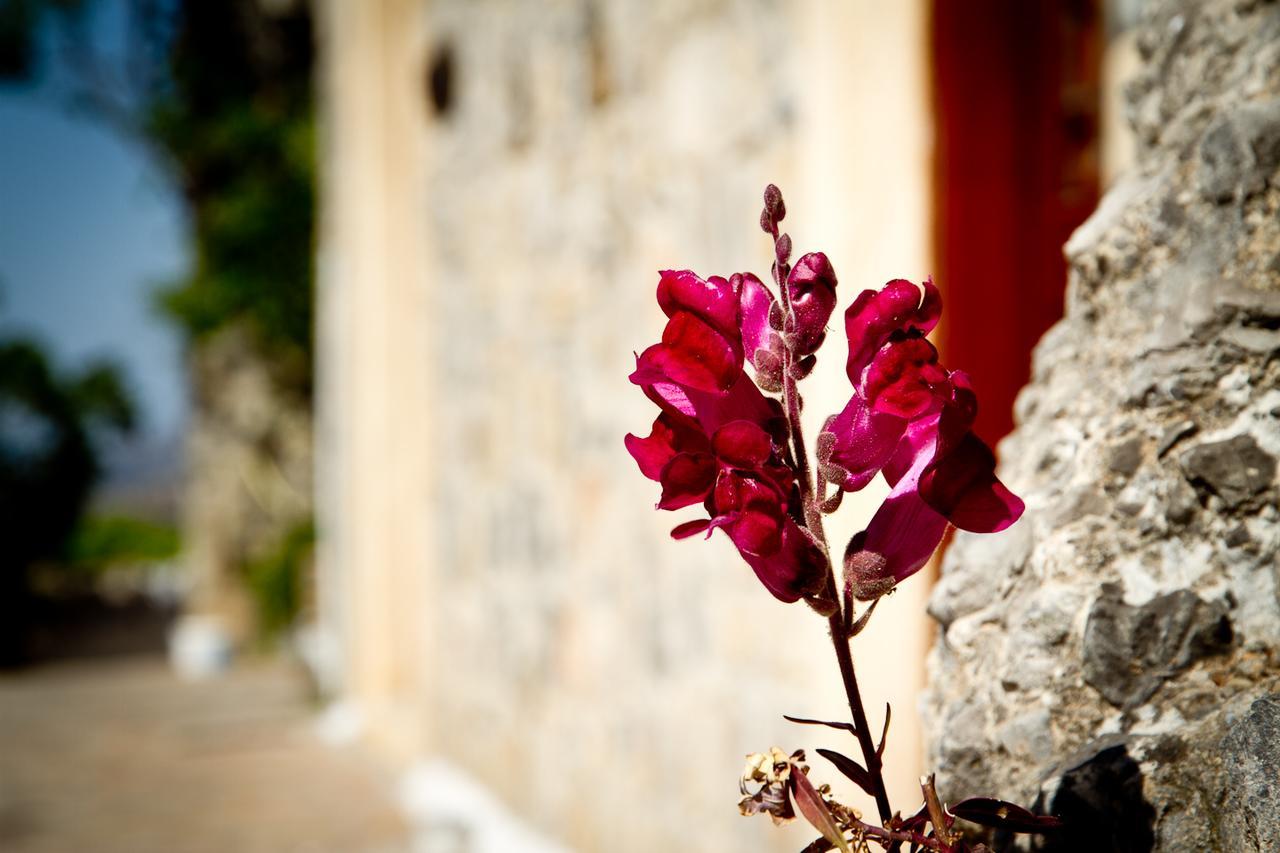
[
  {"x1": 924, "y1": 1, "x2": 1280, "y2": 849},
  {"x1": 1179, "y1": 434, "x2": 1276, "y2": 509},
  {"x1": 1081, "y1": 584, "x2": 1233, "y2": 709},
  {"x1": 180, "y1": 326, "x2": 313, "y2": 644},
  {"x1": 1220, "y1": 694, "x2": 1280, "y2": 851}
]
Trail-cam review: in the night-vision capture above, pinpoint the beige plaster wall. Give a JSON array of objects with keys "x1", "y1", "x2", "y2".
[
  {"x1": 315, "y1": 1, "x2": 933, "y2": 849},
  {"x1": 315, "y1": 0, "x2": 433, "y2": 755}
]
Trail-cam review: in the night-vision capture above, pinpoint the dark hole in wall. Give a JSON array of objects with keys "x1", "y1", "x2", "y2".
[
  {"x1": 584, "y1": 1, "x2": 610, "y2": 107},
  {"x1": 1022, "y1": 744, "x2": 1156, "y2": 852},
  {"x1": 505, "y1": 45, "x2": 531, "y2": 151},
  {"x1": 426, "y1": 42, "x2": 454, "y2": 117}
]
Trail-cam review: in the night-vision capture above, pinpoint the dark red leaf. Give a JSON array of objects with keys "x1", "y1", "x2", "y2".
[
  {"x1": 783, "y1": 715, "x2": 856, "y2": 734},
  {"x1": 815, "y1": 749, "x2": 874, "y2": 797},
  {"x1": 897, "y1": 802, "x2": 930, "y2": 834},
  {"x1": 949, "y1": 797, "x2": 1063, "y2": 834},
  {"x1": 790, "y1": 768, "x2": 852, "y2": 853},
  {"x1": 877, "y1": 703, "x2": 891, "y2": 757}
]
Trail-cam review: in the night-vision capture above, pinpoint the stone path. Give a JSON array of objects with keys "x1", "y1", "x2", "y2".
[{"x1": 0, "y1": 655, "x2": 411, "y2": 853}]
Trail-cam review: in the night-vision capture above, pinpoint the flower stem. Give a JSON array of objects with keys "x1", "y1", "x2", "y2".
[
  {"x1": 802, "y1": 818, "x2": 949, "y2": 853},
  {"x1": 764, "y1": 186, "x2": 894, "y2": 837},
  {"x1": 827, "y1": 613, "x2": 895, "y2": 828},
  {"x1": 769, "y1": 230, "x2": 824, "y2": 542}
]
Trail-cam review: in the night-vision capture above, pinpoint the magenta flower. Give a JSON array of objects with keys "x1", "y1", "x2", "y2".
[
  {"x1": 627, "y1": 269, "x2": 826, "y2": 603},
  {"x1": 822, "y1": 281, "x2": 1023, "y2": 597},
  {"x1": 636, "y1": 269, "x2": 744, "y2": 393},
  {"x1": 629, "y1": 185, "x2": 1044, "y2": 853},
  {"x1": 627, "y1": 185, "x2": 1022, "y2": 607},
  {"x1": 736, "y1": 271, "x2": 786, "y2": 393},
  {"x1": 819, "y1": 277, "x2": 949, "y2": 492},
  {"x1": 785, "y1": 252, "x2": 839, "y2": 358}
]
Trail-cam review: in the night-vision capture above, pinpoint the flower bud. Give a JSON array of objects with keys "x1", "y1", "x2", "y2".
[
  {"x1": 776, "y1": 232, "x2": 792, "y2": 264},
  {"x1": 763, "y1": 183, "x2": 786, "y2": 220},
  {"x1": 786, "y1": 252, "x2": 838, "y2": 357}
]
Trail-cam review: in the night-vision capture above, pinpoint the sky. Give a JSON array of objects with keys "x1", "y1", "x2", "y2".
[{"x1": 0, "y1": 4, "x2": 189, "y2": 446}]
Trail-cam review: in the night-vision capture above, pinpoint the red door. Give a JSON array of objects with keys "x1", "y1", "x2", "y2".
[{"x1": 931, "y1": 0, "x2": 1102, "y2": 444}]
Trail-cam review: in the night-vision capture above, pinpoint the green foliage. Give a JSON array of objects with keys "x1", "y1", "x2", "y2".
[
  {"x1": 0, "y1": 336, "x2": 135, "y2": 662},
  {"x1": 244, "y1": 520, "x2": 314, "y2": 640},
  {"x1": 0, "y1": 339, "x2": 135, "y2": 567},
  {"x1": 66, "y1": 362, "x2": 135, "y2": 433},
  {"x1": 65, "y1": 514, "x2": 179, "y2": 572},
  {"x1": 148, "y1": 2, "x2": 316, "y2": 389}
]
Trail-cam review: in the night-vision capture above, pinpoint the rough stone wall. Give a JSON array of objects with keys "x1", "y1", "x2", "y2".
[
  {"x1": 181, "y1": 327, "x2": 312, "y2": 644},
  {"x1": 415, "y1": 2, "x2": 928, "y2": 850},
  {"x1": 421, "y1": 5, "x2": 822, "y2": 850},
  {"x1": 924, "y1": 1, "x2": 1280, "y2": 850},
  {"x1": 316, "y1": 0, "x2": 937, "y2": 848}
]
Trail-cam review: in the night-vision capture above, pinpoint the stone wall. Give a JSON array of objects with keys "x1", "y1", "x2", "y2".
[
  {"x1": 179, "y1": 327, "x2": 312, "y2": 652},
  {"x1": 316, "y1": 1, "x2": 936, "y2": 850},
  {"x1": 924, "y1": 1, "x2": 1280, "y2": 849},
  {"x1": 419, "y1": 4, "x2": 871, "y2": 848}
]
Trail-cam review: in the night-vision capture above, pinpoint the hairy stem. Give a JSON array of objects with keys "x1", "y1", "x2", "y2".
[
  {"x1": 803, "y1": 819, "x2": 950, "y2": 853},
  {"x1": 769, "y1": 228, "x2": 825, "y2": 542},
  {"x1": 828, "y1": 614, "x2": 895, "y2": 828},
  {"x1": 765, "y1": 189, "x2": 894, "y2": 836}
]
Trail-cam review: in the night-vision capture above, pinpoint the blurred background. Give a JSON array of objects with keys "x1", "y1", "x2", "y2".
[{"x1": 0, "y1": 0, "x2": 1142, "y2": 850}]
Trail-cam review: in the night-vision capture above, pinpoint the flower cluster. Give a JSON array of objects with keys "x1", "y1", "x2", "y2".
[
  {"x1": 625, "y1": 268, "x2": 828, "y2": 602},
  {"x1": 626, "y1": 185, "x2": 1022, "y2": 605},
  {"x1": 628, "y1": 186, "x2": 1048, "y2": 852},
  {"x1": 820, "y1": 278, "x2": 1024, "y2": 599}
]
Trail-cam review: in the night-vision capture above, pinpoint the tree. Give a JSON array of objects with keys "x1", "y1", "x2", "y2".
[
  {"x1": 0, "y1": 339, "x2": 134, "y2": 664},
  {"x1": 1, "y1": 0, "x2": 316, "y2": 388}
]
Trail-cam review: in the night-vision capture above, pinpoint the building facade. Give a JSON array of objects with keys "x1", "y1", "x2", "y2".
[{"x1": 314, "y1": 2, "x2": 935, "y2": 849}]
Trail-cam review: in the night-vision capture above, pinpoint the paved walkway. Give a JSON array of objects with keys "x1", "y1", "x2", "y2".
[{"x1": 0, "y1": 655, "x2": 411, "y2": 853}]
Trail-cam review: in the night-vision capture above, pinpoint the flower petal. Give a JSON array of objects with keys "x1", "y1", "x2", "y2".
[
  {"x1": 863, "y1": 336, "x2": 951, "y2": 419},
  {"x1": 657, "y1": 269, "x2": 739, "y2": 337},
  {"x1": 711, "y1": 472, "x2": 788, "y2": 556},
  {"x1": 920, "y1": 432, "x2": 1024, "y2": 533},
  {"x1": 915, "y1": 275, "x2": 942, "y2": 333},
  {"x1": 652, "y1": 311, "x2": 742, "y2": 392},
  {"x1": 914, "y1": 369, "x2": 1023, "y2": 532},
  {"x1": 624, "y1": 424, "x2": 675, "y2": 482},
  {"x1": 734, "y1": 272, "x2": 779, "y2": 362},
  {"x1": 684, "y1": 374, "x2": 788, "y2": 444},
  {"x1": 625, "y1": 412, "x2": 710, "y2": 481},
  {"x1": 845, "y1": 492, "x2": 949, "y2": 595},
  {"x1": 934, "y1": 369, "x2": 978, "y2": 456},
  {"x1": 726, "y1": 508, "x2": 784, "y2": 556},
  {"x1": 712, "y1": 420, "x2": 774, "y2": 468},
  {"x1": 820, "y1": 395, "x2": 906, "y2": 492},
  {"x1": 844, "y1": 430, "x2": 949, "y2": 595},
  {"x1": 670, "y1": 519, "x2": 712, "y2": 539},
  {"x1": 657, "y1": 451, "x2": 717, "y2": 510},
  {"x1": 844, "y1": 279, "x2": 928, "y2": 381},
  {"x1": 786, "y1": 252, "x2": 838, "y2": 356},
  {"x1": 739, "y1": 519, "x2": 828, "y2": 603},
  {"x1": 631, "y1": 347, "x2": 698, "y2": 417}
]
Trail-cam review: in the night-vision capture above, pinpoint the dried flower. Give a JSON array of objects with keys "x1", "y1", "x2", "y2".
[{"x1": 738, "y1": 747, "x2": 800, "y2": 825}]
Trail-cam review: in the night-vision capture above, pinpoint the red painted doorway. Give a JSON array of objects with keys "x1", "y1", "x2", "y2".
[{"x1": 930, "y1": 0, "x2": 1103, "y2": 445}]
